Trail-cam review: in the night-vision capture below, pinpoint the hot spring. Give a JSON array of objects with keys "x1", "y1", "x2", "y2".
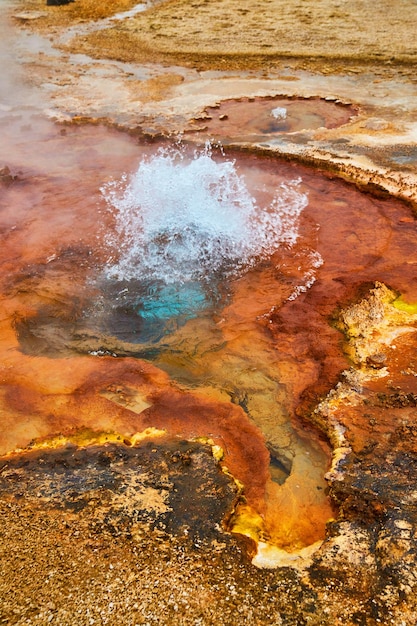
[
  {"x1": 2, "y1": 111, "x2": 417, "y2": 560},
  {"x1": 99, "y1": 143, "x2": 308, "y2": 342}
]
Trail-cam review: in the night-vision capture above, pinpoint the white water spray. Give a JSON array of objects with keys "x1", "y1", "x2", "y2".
[
  {"x1": 102, "y1": 144, "x2": 308, "y2": 286},
  {"x1": 271, "y1": 106, "x2": 287, "y2": 121}
]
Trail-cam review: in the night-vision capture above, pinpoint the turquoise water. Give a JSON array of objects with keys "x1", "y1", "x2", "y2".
[
  {"x1": 136, "y1": 281, "x2": 209, "y2": 320},
  {"x1": 133, "y1": 280, "x2": 214, "y2": 341}
]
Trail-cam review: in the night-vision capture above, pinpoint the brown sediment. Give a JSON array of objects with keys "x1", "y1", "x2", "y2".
[
  {"x1": 0, "y1": 433, "x2": 241, "y2": 542},
  {"x1": 13, "y1": 0, "x2": 417, "y2": 81},
  {"x1": 12, "y1": 2, "x2": 417, "y2": 213},
  {"x1": 29, "y1": 0, "x2": 417, "y2": 76}
]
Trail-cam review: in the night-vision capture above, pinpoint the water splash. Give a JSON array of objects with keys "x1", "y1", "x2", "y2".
[
  {"x1": 287, "y1": 249, "x2": 324, "y2": 302},
  {"x1": 271, "y1": 106, "x2": 287, "y2": 120},
  {"x1": 102, "y1": 143, "x2": 308, "y2": 286},
  {"x1": 99, "y1": 143, "x2": 308, "y2": 341}
]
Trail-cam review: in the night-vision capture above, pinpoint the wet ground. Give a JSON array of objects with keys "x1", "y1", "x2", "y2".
[{"x1": 2, "y1": 0, "x2": 417, "y2": 624}]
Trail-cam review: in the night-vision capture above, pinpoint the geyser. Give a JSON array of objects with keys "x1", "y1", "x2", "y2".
[{"x1": 101, "y1": 143, "x2": 307, "y2": 339}]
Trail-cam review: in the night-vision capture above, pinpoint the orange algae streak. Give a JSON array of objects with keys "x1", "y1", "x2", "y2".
[
  {"x1": 137, "y1": 389, "x2": 271, "y2": 514},
  {"x1": 263, "y1": 474, "x2": 334, "y2": 550},
  {"x1": 0, "y1": 335, "x2": 270, "y2": 519}
]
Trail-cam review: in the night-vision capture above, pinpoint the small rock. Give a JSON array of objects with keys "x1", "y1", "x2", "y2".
[
  {"x1": 366, "y1": 353, "x2": 387, "y2": 369},
  {"x1": 0, "y1": 166, "x2": 17, "y2": 186}
]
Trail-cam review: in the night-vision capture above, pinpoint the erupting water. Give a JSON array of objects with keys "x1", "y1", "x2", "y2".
[
  {"x1": 103, "y1": 143, "x2": 307, "y2": 283},
  {"x1": 101, "y1": 143, "x2": 308, "y2": 337}
]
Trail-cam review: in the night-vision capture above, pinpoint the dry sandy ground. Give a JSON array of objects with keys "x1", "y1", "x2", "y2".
[{"x1": 18, "y1": 0, "x2": 417, "y2": 73}]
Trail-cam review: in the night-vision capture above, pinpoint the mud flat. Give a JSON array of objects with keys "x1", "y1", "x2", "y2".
[{"x1": 2, "y1": 1, "x2": 417, "y2": 624}]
